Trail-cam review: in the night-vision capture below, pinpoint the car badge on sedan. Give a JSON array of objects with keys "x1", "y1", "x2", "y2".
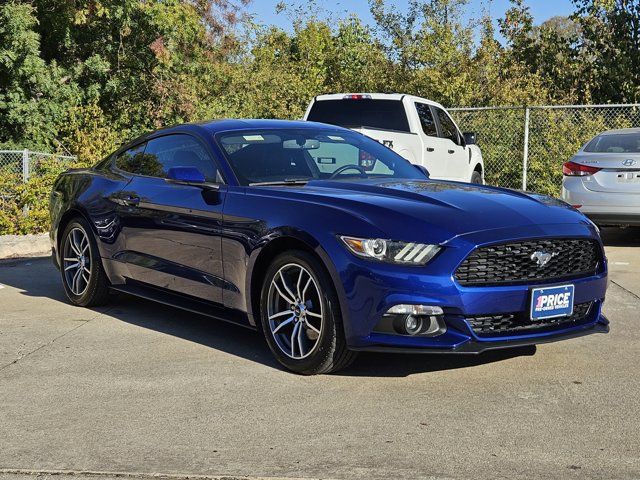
[
  {"x1": 622, "y1": 159, "x2": 637, "y2": 167},
  {"x1": 530, "y1": 251, "x2": 558, "y2": 268}
]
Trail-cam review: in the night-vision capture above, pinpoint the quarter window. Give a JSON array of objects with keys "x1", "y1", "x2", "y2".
[
  {"x1": 115, "y1": 143, "x2": 147, "y2": 174},
  {"x1": 434, "y1": 107, "x2": 460, "y2": 145},
  {"x1": 415, "y1": 103, "x2": 438, "y2": 137}
]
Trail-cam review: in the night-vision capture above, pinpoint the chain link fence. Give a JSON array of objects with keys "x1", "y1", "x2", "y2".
[
  {"x1": 449, "y1": 104, "x2": 640, "y2": 197},
  {"x1": 1, "y1": 150, "x2": 78, "y2": 227},
  {"x1": 0, "y1": 150, "x2": 77, "y2": 183}
]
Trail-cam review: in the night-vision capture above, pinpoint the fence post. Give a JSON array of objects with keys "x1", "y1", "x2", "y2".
[
  {"x1": 521, "y1": 107, "x2": 530, "y2": 191},
  {"x1": 22, "y1": 149, "x2": 30, "y2": 183}
]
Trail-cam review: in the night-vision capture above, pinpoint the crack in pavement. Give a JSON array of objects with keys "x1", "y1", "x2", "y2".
[
  {"x1": 610, "y1": 279, "x2": 640, "y2": 302},
  {"x1": 0, "y1": 307, "x2": 113, "y2": 373},
  {"x1": 0, "y1": 468, "x2": 324, "y2": 480}
]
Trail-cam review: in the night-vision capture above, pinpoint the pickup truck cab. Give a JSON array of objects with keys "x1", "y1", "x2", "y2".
[{"x1": 303, "y1": 93, "x2": 484, "y2": 183}]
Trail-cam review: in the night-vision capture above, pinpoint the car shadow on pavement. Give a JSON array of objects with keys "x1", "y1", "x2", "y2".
[
  {"x1": 338, "y1": 347, "x2": 537, "y2": 377},
  {"x1": 1, "y1": 256, "x2": 536, "y2": 378}
]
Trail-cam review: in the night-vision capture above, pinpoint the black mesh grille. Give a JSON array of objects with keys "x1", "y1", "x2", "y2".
[
  {"x1": 467, "y1": 302, "x2": 593, "y2": 337},
  {"x1": 455, "y1": 238, "x2": 602, "y2": 286}
]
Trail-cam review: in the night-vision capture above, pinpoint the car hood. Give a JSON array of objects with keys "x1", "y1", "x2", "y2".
[{"x1": 271, "y1": 179, "x2": 592, "y2": 244}]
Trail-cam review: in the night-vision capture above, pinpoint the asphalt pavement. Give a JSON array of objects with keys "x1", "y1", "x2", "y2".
[{"x1": 0, "y1": 227, "x2": 639, "y2": 480}]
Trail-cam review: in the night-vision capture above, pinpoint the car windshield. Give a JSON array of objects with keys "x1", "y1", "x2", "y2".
[
  {"x1": 216, "y1": 128, "x2": 426, "y2": 186},
  {"x1": 584, "y1": 133, "x2": 640, "y2": 153}
]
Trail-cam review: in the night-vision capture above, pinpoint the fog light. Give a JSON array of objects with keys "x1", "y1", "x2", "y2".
[
  {"x1": 404, "y1": 315, "x2": 423, "y2": 335},
  {"x1": 375, "y1": 304, "x2": 447, "y2": 337}
]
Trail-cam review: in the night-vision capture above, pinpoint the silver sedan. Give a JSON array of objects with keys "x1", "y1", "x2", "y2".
[{"x1": 562, "y1": 128, "x2": 640, "y2": 226}]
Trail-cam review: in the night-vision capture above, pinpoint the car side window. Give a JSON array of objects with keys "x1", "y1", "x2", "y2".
[
  {"x1": 115, "y1": 143, "x2": 147, "y2": 174},
  {"x1": 415, "y1": 103, "x2": 438, "y2": 137},
  {"x1": 143, "y1": 134, "x2": 221, "y2": 182},
  {"x1": 434, "y1": 107, "x2": 460, "y2": 145}
]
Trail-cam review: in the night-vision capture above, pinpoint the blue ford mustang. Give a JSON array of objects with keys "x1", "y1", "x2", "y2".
[{"x1": 50, "y1": 119, "x2": 609, "y2": 374}]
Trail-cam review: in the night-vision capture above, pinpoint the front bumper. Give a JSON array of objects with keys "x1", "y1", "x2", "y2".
[
  {"x1": 350, "y1": 312, "x2": 609, "y2": 354},
  {"x1": 332, "y1": 223, "x2": 608, "y2": 353}
]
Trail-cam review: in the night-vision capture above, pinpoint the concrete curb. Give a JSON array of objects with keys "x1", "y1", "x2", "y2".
[
  {"x1": 0, "y1": 469, "x2": 326, "y2": 480},
  {"x1": 0, "y1": 233, "x2": 51, "y2": 260}
]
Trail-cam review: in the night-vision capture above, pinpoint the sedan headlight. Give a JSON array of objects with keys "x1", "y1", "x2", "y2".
[{"x1": 339, "y1": 236, "x2": 441, "y2": 265}]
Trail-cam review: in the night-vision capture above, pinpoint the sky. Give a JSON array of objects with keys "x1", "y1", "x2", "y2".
[{"x1": 246, "y1": 0, "x2": 576, "y2": 35}]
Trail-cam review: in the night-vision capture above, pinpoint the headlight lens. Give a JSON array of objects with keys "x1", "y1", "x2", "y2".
[{"x1": 339, "y1": 236, "x2": 441, "y2": 265}]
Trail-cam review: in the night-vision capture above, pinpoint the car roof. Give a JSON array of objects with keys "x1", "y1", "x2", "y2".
[
  {"x1": 312, "y1": 93, "x2": 446, "y2": 109},
  {"x1": 117, "y1": 119, "x2": 349, "y2": 151},
  {"x1": 197, "y1": 118, "x2": 348, "y2": 134},
  {"x1": 599, "y1": 127, "x2": 640, "y2": 136}
]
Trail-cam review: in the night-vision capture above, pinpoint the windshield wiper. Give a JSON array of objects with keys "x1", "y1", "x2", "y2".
[{"x1": 249, "y1": 178, "x2": 311, "y2": 186}]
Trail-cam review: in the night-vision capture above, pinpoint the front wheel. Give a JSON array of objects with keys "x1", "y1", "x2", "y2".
[
  {"x1": 259, "y1": 251, "x2": 358, "y2": 374},
  {"x1": 470, "y1": 171, "x2": 483, "y2": 184}
]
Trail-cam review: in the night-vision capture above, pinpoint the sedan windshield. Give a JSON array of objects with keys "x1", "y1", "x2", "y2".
[
  {"x1": 216, "y1": 128, "x2": 425, "y2": 186},
  {"x1": 584, "y1": 133, "x2": 640, "y2": 153}
]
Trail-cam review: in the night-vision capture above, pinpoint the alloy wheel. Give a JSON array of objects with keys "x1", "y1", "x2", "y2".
[
  {"x1": 63, "y1": 227, "x2": 92, "y2": 296},
  {"x1": 266, "y1": 263, "x2": 324, "y2": 359}
]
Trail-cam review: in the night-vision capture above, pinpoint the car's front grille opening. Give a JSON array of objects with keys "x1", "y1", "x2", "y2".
[
  {"x1": 466, "y1": 301, "x2": 594, "y2": 337},
  {"x1": 454, "y1": 238, "x2": 603, "y2": 286}
]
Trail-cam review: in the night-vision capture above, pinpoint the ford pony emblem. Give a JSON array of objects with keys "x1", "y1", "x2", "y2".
[{"x1": 530, "y1": 251, "x2": 558, "y2": 268}]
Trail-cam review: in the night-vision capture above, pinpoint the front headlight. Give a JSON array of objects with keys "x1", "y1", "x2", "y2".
[{"x1": 339, "y1": 236, "x2": 441, "y2": 265}]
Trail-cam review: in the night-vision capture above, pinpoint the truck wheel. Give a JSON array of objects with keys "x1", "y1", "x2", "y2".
[{"x1": 471, "y1": 171, "x2": 483, "y2": 184}]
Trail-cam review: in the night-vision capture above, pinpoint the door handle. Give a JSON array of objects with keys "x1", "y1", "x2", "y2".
[
  {"x1": 118, "y1": 194, "x2": 140, "y2": 206},
  {"x1": 426, "y1": 147, "x2": 435, "y2": 152},
  {"x1": 448, "y1": 149, "x2": 455, "y2": 154}
]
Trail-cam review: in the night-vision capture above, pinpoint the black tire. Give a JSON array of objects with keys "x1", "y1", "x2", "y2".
[
  {"x1": 471, "y1": 170, "x2": 483, "y2": 184},
  {"x1": 259, "y1": 250, "x2": 358, "y2": 375},
  {"x1": 59, "y1": 217, "x2": 111, "y2": 307}
]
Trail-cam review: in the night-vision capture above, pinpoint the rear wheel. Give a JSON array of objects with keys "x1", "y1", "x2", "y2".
[
  {"x1": 259, "y1": 251, "x2": 358, "y2": 374},
  {"x1": 60, "y1": 217, "x2": 111, "y2": 307},
  {"x1": 471, "y1": 170, "x2": 483, "y2": 184}
]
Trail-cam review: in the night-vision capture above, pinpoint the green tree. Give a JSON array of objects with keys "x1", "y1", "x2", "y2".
[
  {"x1": 572, "y1": 0, "x2": 640, "y2": 103},
  {"x1": 370, "y1": 0, "x2": 477, "y2": 105},
  {"x1": 0, "y1": 2, "x2": 79, "y2": 151},
  {"x1": 31, "y1": 0, "x2": 248, "y2": 135}
]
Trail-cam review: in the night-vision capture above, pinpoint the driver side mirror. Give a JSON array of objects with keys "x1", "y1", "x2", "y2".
[
  {"x1": 413, "y1": 164, "x2": 430, "y2": 178},
  {"x1": 463, "y1": 132, "x2": 476, "y2": 146}
]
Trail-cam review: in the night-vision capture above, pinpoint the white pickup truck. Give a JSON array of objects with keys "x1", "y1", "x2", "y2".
[{"x1": 303, "y1": 93, "x2": 484, "y2": 183}]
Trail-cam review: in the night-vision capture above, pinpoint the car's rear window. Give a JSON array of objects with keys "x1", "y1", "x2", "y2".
[
  {"x1": 307, "y1": 99, "x2": 410, "y2": 133},
  {"x1": 584, "y1": 133, "x2": 640, "y2": 153}
]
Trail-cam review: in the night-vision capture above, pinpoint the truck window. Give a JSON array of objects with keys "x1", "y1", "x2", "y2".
[
  {"x1": 434, "y1": 107, "x2": 460, "y2": 145},
  {"x1": 306, "y1": 99, "x2": 410, "y2": 133},
  {"x1": 415, "y1": 103, "x2": 438, "y2": 137}
]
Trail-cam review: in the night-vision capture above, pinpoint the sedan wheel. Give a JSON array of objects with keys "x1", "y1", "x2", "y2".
[{"x1": 260, "y1": 251, "x2": 358, "y2": 374}]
